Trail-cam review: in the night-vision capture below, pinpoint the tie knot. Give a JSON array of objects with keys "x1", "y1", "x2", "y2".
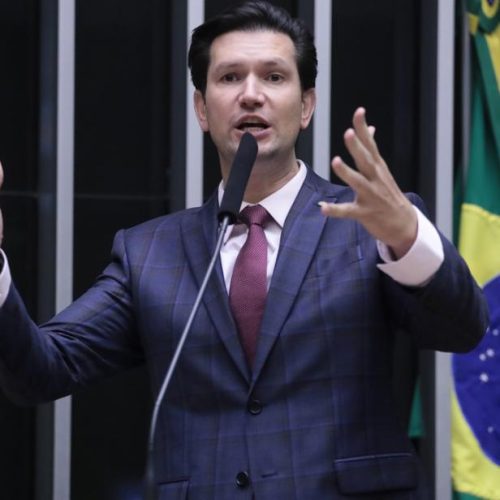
[{"x1": 239, "y1": 205, "x2": 270, "y2": 228}]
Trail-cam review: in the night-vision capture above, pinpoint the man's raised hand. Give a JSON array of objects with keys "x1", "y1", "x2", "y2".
[{"x1": 319, "y1": 107, "x2": 417, "y2": 259}]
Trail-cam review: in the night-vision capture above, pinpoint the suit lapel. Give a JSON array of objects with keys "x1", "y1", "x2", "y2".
[
  {"x1": 181, "y1": 195, "x2": 251, "y2": 383},
  {"x1": 251, "y1": 170, "x2": 338, "y2": 385},
  {"x1": 180, "y1": 170, "x2": 343, "y2": 387}
]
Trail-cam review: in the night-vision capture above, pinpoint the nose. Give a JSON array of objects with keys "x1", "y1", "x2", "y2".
[{"x1": 238, "y1": 75, "x2": 264, "y2": 108}]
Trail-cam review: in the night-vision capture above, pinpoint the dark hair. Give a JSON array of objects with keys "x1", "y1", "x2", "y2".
[{"x1": 188, "y1": 1, "x2": 317, "y2": 94}]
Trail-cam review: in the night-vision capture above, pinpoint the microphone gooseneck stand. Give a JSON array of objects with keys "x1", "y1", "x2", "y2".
[
  {"x1": 143, "y1": 133, "x2": 258, "y2": 499},
  {"x1": 144, "y1": 216, "x2": 230, "y2": 500}
]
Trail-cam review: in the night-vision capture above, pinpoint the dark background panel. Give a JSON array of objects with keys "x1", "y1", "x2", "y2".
[
  {"x1": 0, "y1": 1, "x2": 40, "y2": 499},
  {"x1": 0, "y1": 1, "x2": 39, "y2": 192},
  {"x1": 0, "y1": 391, "x2": 35, "y2": 500},
  {"x1": 331, "y1": 0, "x2": 419, "y2": 193},
  {"x1": 72, "y1": 1, "x2": 172, "y2": 498},
  {"x1": 74, "y1": 0, "x2": 170, "y2": 198},
  {"x1": 71, "y1": 367, "x2": 150, "y2": 500},
  {"x1": 73, "y1": 196, "x2": 167, "y2": 294}
]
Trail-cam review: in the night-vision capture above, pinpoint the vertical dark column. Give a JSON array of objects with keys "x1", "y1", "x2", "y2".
[
  {"x1": 295, "y1": 0, "x2": 314, "y2": 165},
  {"x1": 35, "y1": 0, "x2": 60, "y2": 491},
  {"x1": 168, "y1": 1, "x2": 188, "y2": 212},
  {"x1": 37, "y1": 0, "x2": 58, "y2": 323},
  {"x1": 330, "y1": 0, "x2": 421, "y2": 190},
  {"x1": 71, "y1": 1, "x2": 173, "y2": 498},
  {"x1": 417, "y1": 2, "x2": 439, "y2": 498},
  {"x1": 392, "y1": 0, "x2": 419, "y2": 193},
  {"x1": 417, "y1": 0, "x2": 439, "y2": 217},
  {"x1": 0, "y1": 1, "x2": 40, "y2": 498}
]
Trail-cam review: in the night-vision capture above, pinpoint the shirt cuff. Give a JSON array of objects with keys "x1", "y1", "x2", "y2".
[
  {"x1": 0, "y1": 249, "x2": 12, "y2": 307},
  {"x1": 376, "y1": 206, "x2": 444, "y2": 287}
]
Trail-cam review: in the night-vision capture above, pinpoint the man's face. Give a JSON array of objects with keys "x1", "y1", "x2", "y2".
[{"x1": 194, "y1": 30, "x2": 315, "y2": 173}]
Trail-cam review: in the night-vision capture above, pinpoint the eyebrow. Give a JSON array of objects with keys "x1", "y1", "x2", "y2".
[{"x1": 212, "y1": 58, "x2": 291, "y2": 72}]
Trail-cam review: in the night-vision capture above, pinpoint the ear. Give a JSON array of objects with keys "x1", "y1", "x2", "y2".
[
  {"x1": 193, "y1": 90, "x2": 209, "y2": 132},
  {"x1": 300, "y1": 88, "x2": 316, "y2": 130}
]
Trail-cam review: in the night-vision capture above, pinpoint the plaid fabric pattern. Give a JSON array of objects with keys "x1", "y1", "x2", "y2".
[{"x1": 0, "y1": 168, "x2": 488, "y2": 499}]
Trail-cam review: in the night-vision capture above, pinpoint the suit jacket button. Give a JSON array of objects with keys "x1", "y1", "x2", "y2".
[
  {"x1": 236, "y1": 471, "x2": 250, "y2": 488},
  {"x1": 248, "y1": 398, "x2": 262, "y2": 415}
]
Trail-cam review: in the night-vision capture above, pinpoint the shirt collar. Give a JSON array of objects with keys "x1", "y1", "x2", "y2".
[{"x1": 217, "y1": 160, "x2": 307, "y2": 229}]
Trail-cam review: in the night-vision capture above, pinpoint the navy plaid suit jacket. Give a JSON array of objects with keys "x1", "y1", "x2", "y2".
[{"x1": 0, "y1": 167, "x2": 488, "y2": 499}]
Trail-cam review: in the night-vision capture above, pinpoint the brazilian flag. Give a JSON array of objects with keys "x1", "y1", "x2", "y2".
[{"x1": 452, "y1": 0, "x2": 500, "y2": 499}]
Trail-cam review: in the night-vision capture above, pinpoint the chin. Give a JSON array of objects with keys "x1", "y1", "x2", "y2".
[{"x1": 255, "y1": 146, "x2": 282, "y2": 161}]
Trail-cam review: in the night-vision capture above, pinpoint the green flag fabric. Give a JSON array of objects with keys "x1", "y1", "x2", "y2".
[{"x1": 452, "y1": 0, "x2": 500, "y2": 499}]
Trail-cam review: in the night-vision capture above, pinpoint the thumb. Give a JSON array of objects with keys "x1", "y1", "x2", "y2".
[{"x1": 318, "y1": 201, "x2": 358, "y2": 220}]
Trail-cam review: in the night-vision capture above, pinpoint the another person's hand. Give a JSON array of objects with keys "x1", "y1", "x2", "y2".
[{"x1": 319, "y1": 107, "x2": 417, "y2": 259}]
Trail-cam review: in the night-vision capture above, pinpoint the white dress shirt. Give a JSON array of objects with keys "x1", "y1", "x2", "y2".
[{"x1": 219, "y1": 161, "x2": 444, "y2": 293}]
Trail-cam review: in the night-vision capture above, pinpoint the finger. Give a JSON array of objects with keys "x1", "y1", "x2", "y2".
[
  {"x1": 331, "y1": 155, "x2": 370, "y2": 194},
  {"x1": 352, "y1": 108, "x2": 381, "y2": 159},
  {"x1": 343, "y1": 129, "x2": 377, "y2": 179},
  {"x1": 0, "y1": 161, "x2": 3, "y2": 189},
  {"x1": 318, "y1": 200, "x2": 359, "y2": 220}
]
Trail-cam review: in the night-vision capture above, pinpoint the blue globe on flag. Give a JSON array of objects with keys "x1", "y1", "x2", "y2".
[{"x1": 453, "y1": 274, "x2": 500, "y2": 464}]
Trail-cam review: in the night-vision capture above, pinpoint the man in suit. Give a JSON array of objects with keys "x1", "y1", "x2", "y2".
[{"x1": 0, "y1": 1, "x2": 488, "y2": 498}]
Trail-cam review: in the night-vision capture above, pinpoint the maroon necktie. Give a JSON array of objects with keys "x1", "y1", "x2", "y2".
[{"x1": 229, "y1": 205, "x2": 271, "y2": 367}]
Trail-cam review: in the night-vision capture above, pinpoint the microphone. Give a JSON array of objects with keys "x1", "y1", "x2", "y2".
[
  {"x1": 144, "y1": 132, "x2": 258, "y2": 500},
  {"x1": 217, "y1": 132, "x2": 258, "y2": 224}
]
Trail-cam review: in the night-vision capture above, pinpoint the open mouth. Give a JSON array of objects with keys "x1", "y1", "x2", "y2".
[{"x1": 236, "y1": 119, "x2": 270, "y2": 133}]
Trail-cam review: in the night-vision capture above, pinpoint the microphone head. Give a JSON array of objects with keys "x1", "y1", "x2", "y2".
[{"x1": 217, "y1": 132, "x2": 258, "y2": 223}]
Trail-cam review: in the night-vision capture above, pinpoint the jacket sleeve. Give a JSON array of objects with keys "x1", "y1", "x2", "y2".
[
  {"x1": 382, "y1": 194, "x2": 489, "y2": 353},
  {"x1": 0, "y1": 230, "x2": 144, "y2": 405}
]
